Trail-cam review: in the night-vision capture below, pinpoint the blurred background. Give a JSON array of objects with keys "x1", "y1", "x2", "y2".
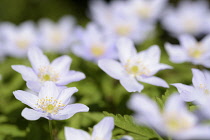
[
  {"x1": 0, "y1": 0, "x2": 209, "y2": 140},
  {"x1": 0, "y1": 0, "x2": 181, "y2": 24}
]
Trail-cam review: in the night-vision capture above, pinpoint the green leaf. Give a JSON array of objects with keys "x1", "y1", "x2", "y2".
[{"x1": 103, "y1": 111, "x2": 163, "y2": 140}]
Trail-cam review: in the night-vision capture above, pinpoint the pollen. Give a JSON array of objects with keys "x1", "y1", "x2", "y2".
[
  {"x1": 189, "y1": 49, "x2": 203, "y2": 58},
  {"x1": 164, "y1": 112, "x2": 193, "y2": 133},
  {"x1": 38, "y1": 66, "x2": 59, "y2": 82},
  {"x1": 16, "y1": 39, "x2": 30, "y2": 49},
  {"x1": 50, "y1": 30, "x2": 63, "y2": 45},
  {"x1": 116, "y1": 24, "x2": 132, "y2": 36},
  {"x1": 125, "y1": 60, "x2": 150, "y2": 76},
  {"x1": 137, "y1": 6, "x2": 151, "y2": 18},
  {"x1": 36, "y1": 96, "x2": 65, "y2": 114},
  {"x1": 200, "y1": 84, "x2": 210, "y2": 94},
  {"x1": 131, "y1": 65, "x2": 139, "y2": 74},
  {"x1": 91, "y1": 44, "x2": 105, "y2": 57},
  {"x1": 183, "y1": 18, "x2": 197, "y2": 33}
]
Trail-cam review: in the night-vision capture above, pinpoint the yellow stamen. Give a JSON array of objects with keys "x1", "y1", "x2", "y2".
[
  {"x1": 200, "y1": 84, "x2": 210, "y2": 94},
  {"x1": 91, "y1": 45, "x2": 105, "y2": 57},
  {"x1": 37, "y1": 97, "x2": 65, "y2": 114},
  {"x1": 137, "y1": 6, "x2": 151, "y2": 18},
  {"x1": 50, "y1": 31, "x2": 63, "y2": 45},
  {"x1": 38, "y1": 66, "x2": 59, "y2": 82},
  {"x1": 164, "y1": 113, "x2": 193, "y2": 133},
  {"x1": 16, "y1": 39, "x2": 30, "y2": 49},
  {"x1": 131, "y1": 65, "x2": 139, "y2": 74},
  {"x1": 116, "y1": 25, "x2": 131, "y2": 36},
  {"x1": 124, "y1": 60, "x2": 150, "y2": 76}
]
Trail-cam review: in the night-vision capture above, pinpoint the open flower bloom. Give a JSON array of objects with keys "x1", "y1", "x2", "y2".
[
  {"x1": 38, "y1": 16, "x2": 76, "y2": 53},
  {"x1": 89, "y1": 0, "x2": 154, "y2": 44},
  {"x1": 161, "y1": 0, "x2": 210, "y2": 36},
  {"x1": 98, "y1": 38, "x2": 172, "y2": 92},
  {"x1": 65, "y1": 117, "x2": 114, "y2": 140},
  {"x1": 128, "y1": 93, "x2": 210, "y2": 139},
  {"x1": 12, "y1": 47, "x2": 85, "y2": 92},
  {"x1": 104, "y1": 14, "x2": 154, "y2": 44},
  {"x1": 72, "y1": 22, "x2": 117, "y2": 63},
  {"x1": 13, "y1": 81, "x2": 89, "y2": 120},
  {"x1": 165, "y1": 34, "x2": 210, "y2": 67},
  {"x1": 0, "y1": 21, "x2": 39, "y2": 58},
  {"x1": 126, "y1": 0, "x2": 167, "y2": 23},
  {"x1": 172, "y1": 68, "x2": 210, "y2": 103}
]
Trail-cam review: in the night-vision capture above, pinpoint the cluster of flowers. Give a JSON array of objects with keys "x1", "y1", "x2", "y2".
[
  {"x1": 1, "y1": 0, "x2": 209, "y2": 63},
  {"x1": 7, "y1": 0, "x2": 210, "y2": 139},
  {"x1": 12, "y1": 47, "x2": 132, "y2": 139}
]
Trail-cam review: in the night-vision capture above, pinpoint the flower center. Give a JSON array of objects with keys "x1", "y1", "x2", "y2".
[
  {"x1": 38, "y1": 66, "x2": 59, "y2": 82},
  {"x1": 137, "y1": 6, "x2": 151, "y2": 19},
  {"x1": 200, "y1": 84, "x2": 210, "y2": 94},
  {"x1": 125, "y1": 60, "x2": 150, "y2": 76},
  {"x1": 16, "y1": 39, "x2": 30, "y2": 49},
  {"x1": 131, "y1": 65, "x2": 139, "y2": 74},
  {"x1": 116, "y1": 25, "x2": 132, "y2": 36},
  {"x1": 50, "y1": 30, "x2": 63, "y2": 45},
  {"x1": 93, "y1": 137, "x2": 105, "y2": 140},
  {"x1": 91, "y1": 44, "x2": 105, "y2": 57},
  {"x1": 188, "y1": 43, "x2": 205, "y2": 59},
  {"x1": 164, "y1": 113, "x2": 193, "y2": 133},
  {"x1": 36, "y1": 97, "x2": 65, "y2": 114},
  {"x1": 183, "y1": 18, "x2": 197, "y2": 33}
]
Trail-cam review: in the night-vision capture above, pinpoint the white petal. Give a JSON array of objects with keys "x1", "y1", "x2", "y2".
[
  {"x1": 128, "y1": 93, "x2": 162, "y2": 128},
  {"x1": 11, "y1": 65, "x2": 38, "y2": 81},
  {"x1": 13, "y1": 90, "x2": 38, "y2": 109},
  {"x1": 28, "y1": 47, "x2": 50, "y2": 73},
  {"x1": 165, "y1": 43, "x2": 188, "y2": 63},
  {"x1": 39, "y1": 81, "x2": 59, "y2": 99},
  {"x1": 175, "y1": 126, "x2": 210, "y2": 140},
  {"x1": 164, "y1": 94, "x2": 186, "y2": 113},
  {"x1": 192, "y1": 69, "x2": 206, "y2": 88},
  {"x1": 179, "y1": 34, "x2": 197, "y2": 49},
  {"x1": 138, "y1": 45, "x2": 160, "y2": 64},
  {"x1": 55, "y1": 104, "x2": 89, "y2": 120},
  {"x1": 201, "y1": 34, "x2": 210, "y2": 46},
  {"x1": 119, "y1": 135, "x2": 133, "y2": 140},
  {"x1": 21, "y1": 108, "x2": 43, "y2": 120},
  {"x1": 92, "y1": 117, "x2": 114, "y2": 140},
  {"x1": 148, "y1": 64, "x2": 173, "y2": 76},
  {"x1": 137, "y1": 76, "x2": 169, "y2": 88},
  {"x1": 98, "y1": 59, "x2": 126, "y2": 80},
  {"x1": 58, "y1": 87, "x2": 78, "y2": 105},
  {"x1": 26, "y1": 81, "x2": 42, "y2": 92},
  {"x1": 56, "y1": 71, "x2": 85, "y2": 85},
  {"x1": 116, "y1": 38, "x2": 137, "y2": 64},
  {"x1": 51, "y1": 55, "x2": 72, "y2": 75},
  {"x1": 171, "y1": 83, "x2": 196, "y2": 102},
  {"x1": 120, "y1": 76, "x2": 144, "y2": 92},
  {"x1": 64, "y1": 127, "x2": 91, "y2": 140}
]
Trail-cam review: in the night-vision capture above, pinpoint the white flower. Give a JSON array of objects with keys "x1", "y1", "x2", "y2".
[
  {"x1": 162, "y1": 0, "x2": 210, "y2": 36},
  {"x1": 65, "y1": 117, "x2": 114, "y2": 140},
  {"x1": 126, "y1": 0, "x2": 168, "y2": 22},
  {"x1": 12, "y1": 47, "x2": 85, "y2": 92},
  {"x1": 165, "y1": 34, "x2": 210, "y2": 68},
  {"x1": 13, "y1": 81, "x2": 89, "y2": 120},
  {"x1": 173, "y1": 68, "x2": 210, "y2": 120},
  {"x1": 128, "y1": 93, "x2": 210, "y2": 139},
  {"x1": 98, "y1": 38, "x2": 172, "y2": 92},
  {"x1": 38, "y1": 16, "x2": 75, "y2": 53},
  {"x1": 89, "y1": 0, "x2": 154, "y2": 44},
  {"x1": 72, "y1": 22, "x2": 117, "y2": 62},
  {"x1": 172, "y1": 68, "x2": 210, "y2": 103},
  {"x1": 0, "y1": 21, "x2": 39, "y2": 58}
]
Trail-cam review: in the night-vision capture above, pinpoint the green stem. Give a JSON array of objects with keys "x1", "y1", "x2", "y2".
[{"x1": 48, "y1": 120, "x2": 53, "y2": 140}]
